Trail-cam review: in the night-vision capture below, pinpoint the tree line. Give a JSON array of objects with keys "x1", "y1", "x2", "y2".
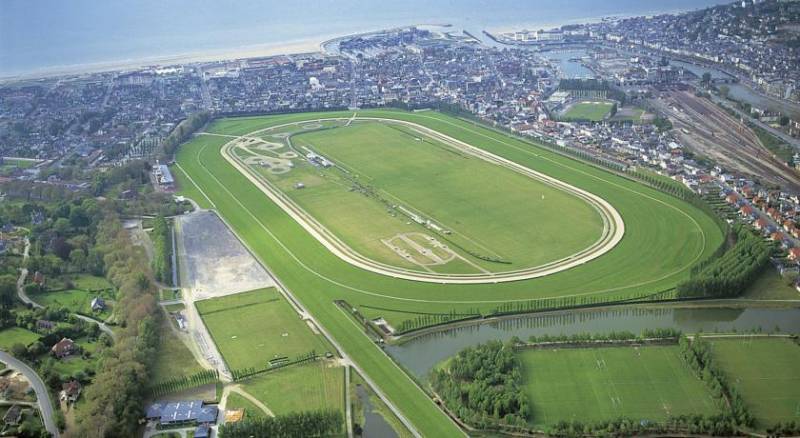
[
  {"x1": 66, "y1": 212, "x2": 161, "y2": 437},
  {"x1": 218, "y1": 409, "x2": 342, "y2": 438},
  {"x1": 679, "y1": 336, "x2": 753, "y2": 428},
  {"x1": 430, "y1": 340, "x2": 528, "y2": 430},
  {"x1": 677, "y1": 225, "x2": 772, "y2": 298},
  {"x1": 231, "y1": 350, "x2": 318, "y2": 382},
  {"x1": 150, "y1": 215, "x2": 172, "y2": 285},
  {"x1": 160, "y1": 112, "x2": 210, "y2": 158},
  {"x1": 149, "y1": 369, "x2": 219, "y2": 398}
]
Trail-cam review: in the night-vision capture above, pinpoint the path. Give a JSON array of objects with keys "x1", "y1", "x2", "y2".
[
  {"x1": 219, "y1": 385, "x2": 274, "y2": 417},
  {"x1": 15, "y1": 237, "x2": 33, "y2": 307},
  {"x1": 0, "y1": 352, "x2": 60, "y2": 438}
]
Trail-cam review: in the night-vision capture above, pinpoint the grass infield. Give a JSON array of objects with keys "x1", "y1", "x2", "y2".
[
  {"x1": 195, "y1": 288, "x2": 330, "y2": 371},
  {"x1": 710, "y1": 337, "x2": 800, "y2": 426},
  {"x1": 518, "y1": 345, "x2": 718, "y2": 426},
  {"x1": 176, "y1": 109, "x2": 725, "y2": 436}
]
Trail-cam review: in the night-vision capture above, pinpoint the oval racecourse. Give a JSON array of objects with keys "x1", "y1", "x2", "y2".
[
  {"x1": 177, "y1": 109, "x2": 723, "y2": 308},
  {"x1": 219, "y1": 117, "x2": 625, "y2": 284},
  {"x1": 176, "y1": 109, "x2": 725, "y2": 436}
]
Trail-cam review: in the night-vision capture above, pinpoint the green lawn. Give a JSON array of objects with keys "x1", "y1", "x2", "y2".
[
  {"x1": 254, "y1": 121, "x2": 603, "y2": 274},
  {"x1": 34, "y1": 288, "x2": 114, "y2": 320},
  {"x1": 176, "y1": 109, "x2": 725, "y2": 436},
  {"x1": 151, "y1": 316, "x2": 204, "y2": 383},
  {"x1": 225, "y1": 392, "x2": 269, "y2": 419},
  {"x1": 710, "y1": 337, "x2": 800, "y2": 426},
  {"x1": 239, "y1": 361, "x2": 345, "y2": 416},
  {"x1": 196, "y1": 288, "x2": 330, "y2": 371},
  {"x1": 742, "y1": 269, "x2": 799, "y2": 300},
  {"x1": 561, "y1": 101, "x2": 615, "y2": 122},
  {"x1": 518, "y1": 345, "x2": 718, "y2": 426},
  {"x1": 0, "y1": 327, "x2": 40, "y2": 350}
]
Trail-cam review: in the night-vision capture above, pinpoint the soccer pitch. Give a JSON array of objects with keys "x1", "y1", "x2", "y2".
[
  {"x1": 710, "y1": 337, "x2": 800, "y2": 426},
  {"x1": 518, "y1": 345, "x2": 718, "y2": 426},
  {"x1": 176, "y1": 109, "x2": 724, "y2": 436},
  {"x1": 561, "y1": 101, "x2": 615, "y2": 122},
  {"x1": 195, "y1": 288, "x2": 330, "y2": 371}
]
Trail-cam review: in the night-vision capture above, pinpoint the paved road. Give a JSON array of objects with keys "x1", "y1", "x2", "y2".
[
  {"x1": 73, "y1": 314, "x2": 115, "y2": 340},
  {"x1": 0, "y1": 352, "x2": 60, "y2": 437}
]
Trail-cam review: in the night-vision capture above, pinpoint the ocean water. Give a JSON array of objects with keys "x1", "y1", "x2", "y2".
[{"x1": 0, "y1": 0, "x2": 729, "y2": 77}]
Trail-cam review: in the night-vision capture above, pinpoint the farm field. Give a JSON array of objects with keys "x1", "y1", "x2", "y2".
[
  {"x1": 709, "y1": 337, "x2": 800, "y2": 426},
  {"x1": 561, "y1": 101, "x2": 614, "y2": 121},
  {"x1": 243, "y1": 120, "x2": 605, "y2": 275},
  {"x1": 518, "y1": 345, "x2": 718, "y2": 426},
  {"x1": 176, "y1": 109, "x2": 725, "y2": 436},
  {"x1": 195, "y1": 288, "x2": 330, "y2": 371},
  {"x1": 238, "y1": 361, "x2": 345, "y2": 416}
]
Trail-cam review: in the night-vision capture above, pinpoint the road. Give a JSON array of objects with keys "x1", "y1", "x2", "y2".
[{"x1": 0, "y1": 352, "x2": 60, "y2": 437}]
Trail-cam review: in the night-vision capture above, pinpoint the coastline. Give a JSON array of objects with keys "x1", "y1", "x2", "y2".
[{"x1": 0, "y1": 3, "x2": 724, "y2": 84}]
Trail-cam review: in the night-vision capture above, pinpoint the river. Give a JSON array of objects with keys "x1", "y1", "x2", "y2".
[{"x1": 385, "y1": 305, "x2": 800, "y2": 379}]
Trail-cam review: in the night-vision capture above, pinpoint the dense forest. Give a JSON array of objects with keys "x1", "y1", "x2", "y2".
[{"x1": 430, "y1": 341, "x2": 528, "y2": 429}]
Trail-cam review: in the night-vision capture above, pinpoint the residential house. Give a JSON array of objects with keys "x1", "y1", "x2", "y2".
[
  {"x1": 60, "y1": 380, "x2": 82, "y2": 403},
  {"x1": 51, "y1": 338, "x2": 75, "y2": 359},
  {"x1": 90, "y1": 297, "x2": 106, "y2": 312}
]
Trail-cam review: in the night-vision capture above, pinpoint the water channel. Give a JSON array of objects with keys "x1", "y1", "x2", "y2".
[{"x1": 385, "y1": 305, "x2": 800, "y2": 380}]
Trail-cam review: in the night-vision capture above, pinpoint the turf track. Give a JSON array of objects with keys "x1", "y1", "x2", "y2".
[{"x1": 176, "y1": 109, "x2": 725, "y2": 436}]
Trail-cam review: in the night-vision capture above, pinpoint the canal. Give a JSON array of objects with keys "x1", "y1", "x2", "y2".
[{"x1": 385, "y1": 305, "x2": 800, "y2": 380}]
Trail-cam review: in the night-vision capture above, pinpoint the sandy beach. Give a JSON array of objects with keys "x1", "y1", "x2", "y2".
[{"x1": 0, "y1": 38, "x2": 325, "y2": 83}]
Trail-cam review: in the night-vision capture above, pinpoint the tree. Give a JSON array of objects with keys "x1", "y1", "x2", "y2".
[
  {"x1": 0, "y1": 274, "x2": 16, "y2": 309},
  {"x1": 718, "y1": 85, "x2": 730, "y2": 98},
  {"x1": 702, "y1": 72, "x2": 712, "y2": 84},
  {"x1": 780, "y1": 116, "x2": 790, "y2": 126}
]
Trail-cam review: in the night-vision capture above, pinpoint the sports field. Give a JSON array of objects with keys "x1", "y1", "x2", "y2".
[
  {"x1": 518, "y1": 345, "x2": 717, "y2": 426},
  {"x1": 195, "y1": 288, "x2": 330, "y2": 371},
  {"x1": 250, "y1": 120, "x2": 604, "y2": 275},
  {"x1": 561, "y1": 101, "x2": 615, "y2": 122},
  {"x1": 710, "y1": 337, "x2": 800, "y2": 426},
  {"x1": 176, "y1": 109, "x2": 725, "y2": 436}
]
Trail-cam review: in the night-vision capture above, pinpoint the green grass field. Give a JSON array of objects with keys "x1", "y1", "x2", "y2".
[
  {"x1": 251, "y1": 120, "x2": 603, "y2": 274},
  {"x1": 710, "y1": 337, "x2": 800, "y2": 426},
  {"x1": 196, "y1": 288, "x2": 330, "y2": 371},
  {"x1": 151, "y1": 316, "x2": 204, "y2": 383},
  {"x1": 225, "y1": 392, "x2": 268, "y2": 419},
  {"x1": 518, "y1": 345, "x2": 718, "y2": 426},
  {"x1": 176, "y1": 109, "x2": 725, "y2": 436},
  {"x1": 34, "y1": 287, "x2": 114, "y2": 320},
  {"x1": 561, "y1": 101, "x2": 615, "y2": 122},
  {"x1": 238, "y1": 361, "x2": 345, "y2": 416},
  {"x1": 0, "y1": 327, "x2": 40, "y2": 350}
]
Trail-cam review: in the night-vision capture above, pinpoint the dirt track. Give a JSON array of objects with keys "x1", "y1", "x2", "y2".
[{"x1": 652, "y1": 91, "x2": 800, "y2": 192}]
